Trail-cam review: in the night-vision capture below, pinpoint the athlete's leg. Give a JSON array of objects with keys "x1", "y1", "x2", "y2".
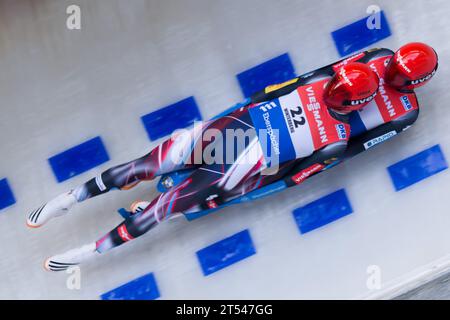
[
  {"x1": 47, "y1": 161, "x2": 277, "y2": 272},
  {"x1": 28, "y1": 115, "x2": 239, "y2": 228},
  {"x1": 45, "y1": 151, "x2": 271, "y2": 271},
  {"x1": 70, "y1": 105, "x2": 257, "y2": 203},
  {"x1": 72, "y1": 134, "x2": 197, "y2": 202},
  {"x1": 44, "y1": 165, "x2": 215, "y2": 270},
  {"x1": 27, "y1": 128, "x2": 201, "y2": 228},
  {"x1": 96, "y1": 111, "x2": 265, "y2": 253},
  {"x1": 95, "y1": 152, "x2": 266, "y2": 253},
  {"x1": 43, "y1": 108, "x2": 268, "y2": 270},
  {"x1": 45, "y1": 153, "x2": 266, "y2": 271},
  {"x1": 73, "y1": 110, "x2": 251, "y2": 203}
]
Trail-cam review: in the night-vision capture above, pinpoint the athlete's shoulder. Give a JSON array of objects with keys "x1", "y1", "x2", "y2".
[
  {"x1": 374, "y1": 84, "x2": 419, "y2": 124},
  {"x1": 392, "y1": 92, "x2": 420, "y2": 124}
]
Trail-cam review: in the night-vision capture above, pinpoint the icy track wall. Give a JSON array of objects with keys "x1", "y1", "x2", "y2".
[{"x1": 0, "y1": 0, "x2": 449, "y2": 299}]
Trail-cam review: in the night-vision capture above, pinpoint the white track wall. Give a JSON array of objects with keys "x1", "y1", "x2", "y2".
[{"x1": 0, "y1": 0, "x2": 449, "y2": 299}]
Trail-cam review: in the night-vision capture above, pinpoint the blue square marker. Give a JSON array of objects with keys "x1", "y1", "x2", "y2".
[
  {"x1": 388, "y1": 144, "x2": 448, "y2": 191},
  {"x1": 293, "y1": 189, "x2": 353, "y2": 234},
  {"x1": 331, "y1": 10, "x2": 392, "y2": 57},
  {"x1": 237, "y1": 53, "x2": 296, "y2": 98},
  {"x1": 0, "y1": 178, "x2": 16, "y2": 211},
  {"x1": 48, "y1": 136, "x2": 110, "y2": 183},
  {"x1": 101, "y1": 272, "x2": 160, "y2": 300},
  {"x1": 196, "y1": 229, "x2": 256, "y2": 276},
  {"x1": 141, "y1": 96, "x2": 202, "y2": 141}
]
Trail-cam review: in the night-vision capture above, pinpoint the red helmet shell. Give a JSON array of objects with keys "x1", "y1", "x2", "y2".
[
  {"x1": 324, "y1": 62, "x2": 379, "y2": 113},
  {"x1": 385, "y1": 42, "x2": 438, "y2": 91}
]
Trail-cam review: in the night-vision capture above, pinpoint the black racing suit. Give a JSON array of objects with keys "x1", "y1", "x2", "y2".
[{"x1": 249, "y1": 48, "x2": 419, "y2": 187}]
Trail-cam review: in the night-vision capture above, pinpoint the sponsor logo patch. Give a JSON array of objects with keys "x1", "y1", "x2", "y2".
[
  {"x1": 291, "y1": 163, "x2": 325, "y2": 184},
  {"x1": 363, "y1": 131, "x2": 397, "y2": 149},
  {"x1": 335, "y1": 124, "x2": 347, "y2": 140},
  {"x1": 400, "y1": 95, "x2": 413, "y2": 111},
  {"x1": 349, "y1": 91, "x2": 377, "y2": 106},
  {"x1": 305, "y1": 86, "x2": 328, "y2": 144},
  {"x1": 408, "y1": 67, "x2": 437, "y2": 85},
  {"x1": 259, "y1": 101, "x2": 278, "y2": 112}
]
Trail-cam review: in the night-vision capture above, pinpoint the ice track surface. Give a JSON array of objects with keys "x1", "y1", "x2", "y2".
[{"x1": 0, "y1": 0, "x2": 450, "y2": 299}]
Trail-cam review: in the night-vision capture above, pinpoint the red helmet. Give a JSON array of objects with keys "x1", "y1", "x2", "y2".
[
  {"x1": 385, "y1": 42, "x2": 438, "y2": 91},
  {"x1": 324, "y1": 62, "x2": 379, "y2": 113}
]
